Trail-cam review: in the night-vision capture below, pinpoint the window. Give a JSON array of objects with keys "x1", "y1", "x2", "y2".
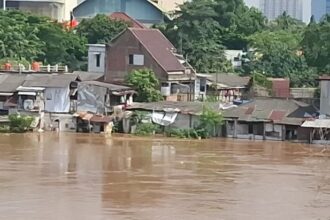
[
  {"x1": 128, "y1": 54, "x2": 144, "y2": 65},
  {"x1": 95, "y1": 54, "x2": 101, "y2": 67}
]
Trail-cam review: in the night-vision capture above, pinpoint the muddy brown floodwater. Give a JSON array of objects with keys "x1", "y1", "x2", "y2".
[{"x1": 1, "y1": 133, "x2": 330, "y2": 220}]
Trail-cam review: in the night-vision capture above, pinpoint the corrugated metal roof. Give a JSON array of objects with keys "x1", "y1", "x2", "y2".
[
  {"x1": 269, "y1": 110, "x2": 286, "y2": 121},
  {"x1": 223, "y1": 98, "x2": 317, "y2": 125},
  {"x1": 206, "y1": 73, "x2": 251, "y2": 88},
  {"x1": 0, "y1": 74, "x2": 26, "y2": 92},
  {"x1": 22, "y1": 74, "x2": 78, "y2": 88},
  {"x1": 73, "y1": 71, "x2": 103, "y2": 81},
  {"x1": 302, "y1": 119, "x2": 330, "y2": 128},
  {"x1": 81, "y1": 81, "x2": 134, "y2": 92},
  {"x1": 129, "y1": 28, "x2": 185, "y2": 72},
  {"x1": 127, "y1": 101, "x2": 220, "y2": 115}
]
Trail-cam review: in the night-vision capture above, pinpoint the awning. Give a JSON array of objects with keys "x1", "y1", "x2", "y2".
[
  {"x1": 0, "y1": 92, "x2": 13, "y2": 96},
  {"x1": 17, "y1": 86, "x2": 45, "y2": 91},
  {"x1": 301, "y1": 119, "x2": 330, "y2": 128},
  {"x1": 18, "y1": 91, "x2": 36, "y2": 96}
]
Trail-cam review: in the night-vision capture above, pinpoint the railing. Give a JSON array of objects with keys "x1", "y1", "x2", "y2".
[{"x1": 0, "y1": 64, "x2": 68, "y2": 73}]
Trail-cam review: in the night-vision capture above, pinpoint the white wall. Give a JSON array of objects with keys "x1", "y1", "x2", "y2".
[
  {"x1": 320, "y1": 80, "x2": 330, "y2": 116},
  {"x1": 88, "y1": 44, "x2": 106, "y2": 74}
]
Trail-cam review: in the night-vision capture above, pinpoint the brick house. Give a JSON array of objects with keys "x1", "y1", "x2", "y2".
[{"x1": 105, "y1": 28, "x2": 203, "y2": 101}]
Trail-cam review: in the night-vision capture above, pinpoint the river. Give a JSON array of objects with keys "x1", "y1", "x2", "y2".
[{"x1": 0, "y1": 133, "x2": 330, "y2": 220}]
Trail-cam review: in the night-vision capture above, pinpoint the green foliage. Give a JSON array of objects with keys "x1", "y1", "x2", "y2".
[
  {"x1": 253, "y1": 72, "x2": 272, "y2": 89},
  {"x1": 165, "y1": 127, "x2": 199, "y2": 139},
  {"x1": 198, "y1": 105, "x2": 224, "y2": 137},
  {"x1": 302, "y1": 15, "x2": 330, "y2": 72},
  {"x1": 127, "y1": 69, "x2": 163, "y2": 102},
  {"x1": 0, "y1": 10, "x2": 86, "y2": 70},
  {"x1": 8, "y1": 114, "x2": 34, "y2": 133},
  {"x1": 135, "y1": 123, "x2": 158, "y2": 136},
  {"x1": 241, "y1": 12, "x2": 317, "y2": 87},
  {"x1": 156, "y1": 0, "x2": 265, "y2": 73},
  {"x1": 76, "y1": 14, "x2": 130, "y2": 44}
]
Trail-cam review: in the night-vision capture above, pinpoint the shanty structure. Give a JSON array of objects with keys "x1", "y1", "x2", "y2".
[
  {"x1": 77, "y1": 81, "x2": 135, "y2": 114},
  {"x1": 223, "y1": 98, "x2": 317, "y2": 141},
  {"x1": 0, "y1": 74, "x2": 25, "y2": 114},
  {"x1": 17, "y1": 74, "x2": 79, "y2": 113},
  {"x1": 205, "y1": 73, "x2": 251, "y2": 103}
]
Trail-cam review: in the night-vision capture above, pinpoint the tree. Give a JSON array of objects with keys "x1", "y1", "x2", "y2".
[
  {"x1": 198, "y1": 105, "x2": 223, "y2": 137},
  {"x1": 127, "y1": 69, "x2": 163, "y2": 102},
  {"x1": 156, "y1": 0, "x2": 265, "y2": 73},
  {"x1": 302, "y1": 15, "x2": 330, "y2": 72},
  {"x1": 76, "y1": 14, "x2": 130, "y2": 44},
  {"x1": 156, "y1": 0, "x2": 229, "y2": 73},
  {"x1": 0, "y1": 10, "x2": 86, "y2": 69},
  {"x1": 0, "y1": 10, "x2": 44, "y2": 60},
  {"x1": 240, "y1": 13, "x2": 316, "y2": 87}
]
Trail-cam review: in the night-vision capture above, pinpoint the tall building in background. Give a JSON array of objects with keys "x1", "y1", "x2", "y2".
[
  {"x1": 312, "y1": 0, "x2": 326, "y2": 21},
  {"x1": 326, "y1": 0, "x2": 330, "y2": 13},
  {"x1": 260, "y1": 0, "x2": 311, "y2": 23},
  {"x1": 2, "y1": 0, "x2": 79, "y2": 21},
  {"x1": 244, "y1": 0, "x2": 326, "y2": 23}
]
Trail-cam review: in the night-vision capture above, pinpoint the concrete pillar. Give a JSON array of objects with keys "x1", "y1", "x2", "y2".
[
  {"x1": 282, "y1": 125, "x2": 286, "y2": 141},
  {"x1": 263, "y1": 122, "x2": 266, "y2": 140},
  {"x1": 233, "y1": 119, "x2": 238, "y2": 138}
]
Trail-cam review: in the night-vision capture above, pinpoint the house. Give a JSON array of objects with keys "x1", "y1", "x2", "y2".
[
  {"x1": 16, "y1": 74, "x2": 79, "y2": 113},
  {"x1": 105, "y1": 28, "x2": 199, "y2": 101},
  {"x1": 224, "y1": 50, "x2": 244, "y2": 68},
  {"x1": 204, "y1": 73, "x2": 251, "y2": 103},
  {"x1": 299, "y1": 75, "x2": 330, "y2": 144},
  {"x1": 0, "y1": 74, "x2": 26, "y2": 115},
  {"x1": 87, "y1": 44, "x2": 106, "y2": 75},
  {"x1": 223, "y1": 97, "x2": 317, "y2": 141},
  {"x1": 73, "y1": 0, "x2": 166, "y2": 26},
  {"x1": 127, "y1": 101, "x2": 226, "y2": 136},
  {"x1": 77, "y1": 80, "x2": 135, "y2": 114},
  {"x1": 3, "y1": 0, "x2": 79, "y2": 21}
]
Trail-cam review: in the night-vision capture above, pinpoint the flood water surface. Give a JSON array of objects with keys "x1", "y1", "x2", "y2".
[{"x1": 0, "y1": 133, "x2": 330, "y2": 220}]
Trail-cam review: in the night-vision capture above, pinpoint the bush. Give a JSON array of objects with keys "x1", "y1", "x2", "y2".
[
  {"x1": 0, "y1": 126, "x2": 9, "y2": 133},
  {"x1": 8, "y1": 114, "x2": 34, "y2": 133},
  {"x1": 135, "y1": 123, "x2": 158, "y2": 136},
  {"x1": 165, "y1": 127, "x2": 206, "y2": 139}
]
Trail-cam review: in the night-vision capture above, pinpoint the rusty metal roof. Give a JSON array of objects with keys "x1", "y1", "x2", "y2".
[
  {"x1": 129, "y1": 28, "x2": 186, "y2": 72},
  {"x1": 110, "y1": 12, "x2": 145, "y2": 29}
]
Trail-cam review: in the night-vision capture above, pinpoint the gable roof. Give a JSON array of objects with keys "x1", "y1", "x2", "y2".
[
  {"x1": 110, "y1": 12, "x2": 146, "y2": 29},
  {"x1": 223, "y1": 98, "x2": 317, "y2": 125},
  {"x1": 128, "y1": 28, "x2": 186, "y2": 72}
]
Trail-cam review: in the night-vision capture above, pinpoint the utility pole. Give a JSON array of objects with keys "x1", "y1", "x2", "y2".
[{"x1": 3, "y1": 0, "x2": 6, "y2": 10}]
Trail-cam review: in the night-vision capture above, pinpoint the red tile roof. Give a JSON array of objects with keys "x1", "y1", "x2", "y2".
[
  {"x1": 269, "y1": 110, "x2": 286, "y2": 121},
  {"x1": 129, "y1": 28, "x2": 185, "y2": 72},
  {"x1": 110, "y1": 12, "x2": 145, "y2": 29}
]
